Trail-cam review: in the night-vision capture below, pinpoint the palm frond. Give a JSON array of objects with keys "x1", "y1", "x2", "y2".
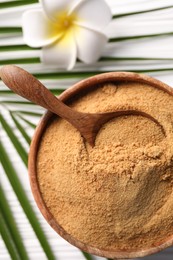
[
  {"x1": 0, "y1": 57, "x2": 40, "y2": 65},
  {"x1": 112, "y1": 5, "x2": 173, "y2": 18},
  {"x1": 17, "y1": 114, "x2": 37, "y2": 129},
  {"x1": 0, "y1": 210, "x2": 21, "y2": 260},
  {"x1": 0, "y1": 186, "x2": 29, "y2": 260},
  {"x1": 0, "y1": 113, "x2": 28, "y2": 166},
  {"x1": 0, "y1": 141, "x2": 56, "y2": 260},
  {"x1": 0, "y1": 0, "x2": 38, "y2": 9},
  {"x1": 10, "y1": 112, "x2": 31, "y2": 145},
  {"x1": 109, "y1": 32, "x2": 173, "y2": 42},
  {"x1": 82, "y1": 252, "x2": 94, "y2": 260},
  {"x1": 0, "y1": 45, "x2": 40, "y2": 52}
]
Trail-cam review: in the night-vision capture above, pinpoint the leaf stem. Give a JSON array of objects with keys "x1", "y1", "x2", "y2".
[
  {"x1": 1, "y1": 100, "x2": 35, "y2": 105},
  {"x1": 32, "y1": 68, "x2": 173, "y2": 81},
  {"x1": 100, "y1": 57, "x2": 173, "y2": 61},
  {"x1": 0, "y1": 56, "x2": 173, "y2": 67},
  {"x1": 112, "y1": 5, "x2": 173, "y2": 19},
  {"x1": 0, "y1": 57, "x2": 40, "y2": 65},
  {"x1": 0, "y1": 27, "x2": 22, "y2": 34},
  {"x1": 109, "y1": 32, "x2": 173, "y2": 42},
  {"x1": 0, "y1": 45, "x2": 40, "y2": 52},
  {"x1": 0, "y1": 0, "x2": 38, "y2": 9},
  {"x1": 17, "y1": 110, "x2": 43, "y2": 116}
]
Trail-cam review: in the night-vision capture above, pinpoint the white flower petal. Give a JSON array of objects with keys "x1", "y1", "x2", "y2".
[
  {"x1": 74, "y1": 26, "x2": 107, "y2": 64},
  {"x1": 41, "y1": 30, "x2": 77, "y2": 70},
  {"x1": 41, "y1": 0, "x2": 82, "y2": 22},
  {"x1": 74, "y1": 0, "x2": 111, "y2": 30},
  {"x1": 22, "y1": 9, "x2": 62, "y2": 47}
]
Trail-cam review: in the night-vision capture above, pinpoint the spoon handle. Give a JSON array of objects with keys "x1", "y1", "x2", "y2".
[{"x1": 0, "y1": 65, "x2": 75, "y2": 120}]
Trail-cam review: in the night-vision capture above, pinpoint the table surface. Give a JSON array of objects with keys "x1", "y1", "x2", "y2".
[{"x1": 0, "y1": 0, "x2": 173, "y2": 259}]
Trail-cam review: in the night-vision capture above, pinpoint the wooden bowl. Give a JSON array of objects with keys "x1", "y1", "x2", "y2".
[{"x1": 29, "y1": 72, "x2": 173, "y2": 259}]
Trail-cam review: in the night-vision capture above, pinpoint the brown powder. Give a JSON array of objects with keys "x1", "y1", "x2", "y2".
[{"x1": 37, "y1": 82, "x2": 173, "y2": 251}]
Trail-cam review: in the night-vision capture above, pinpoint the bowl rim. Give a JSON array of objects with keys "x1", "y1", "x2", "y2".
[{"x1": 28, "y1": 71, "x2": 173, "y2": 259}]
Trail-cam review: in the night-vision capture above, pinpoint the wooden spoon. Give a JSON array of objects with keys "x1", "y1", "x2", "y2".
[{"x1": 0, "y1": 65, "x2": 160, "y2": 146}]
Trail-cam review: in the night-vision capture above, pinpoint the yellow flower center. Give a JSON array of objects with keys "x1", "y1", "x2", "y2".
[
  {"x1": 47, "y1": 11, "x2": 79, "y2": 44},
  {"x1": 57, "y1": 12, "x2": 76, "y2": 32}
]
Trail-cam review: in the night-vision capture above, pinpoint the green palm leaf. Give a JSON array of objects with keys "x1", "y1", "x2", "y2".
[
  {"x1": 0, "y1": 0, "x2": 38, "y2": 9},
  {"x1": 82, "y1": 252, "x2": 94, "y2": 260},
  {"x1": 113, "y1": 5, "x2": 173, "y2": 18},
  {"x1": 10, "y1": 112, "x2": 31, "y2": 145},
  {"x1": 0, "y1": 186, "x2": 29, "y2": 260},
  {"x1": 0, "y1": 210, "x2": 21, "y2": 260},
  {"x1": 0, "y1": 141, "x2": 56, "y2": 260},
  {"x1": 17, "y1": 114, "x2": 37, "y2": 129},
  {"x1": 0, "y1": 113, "x2": 28, "y2": 166}
]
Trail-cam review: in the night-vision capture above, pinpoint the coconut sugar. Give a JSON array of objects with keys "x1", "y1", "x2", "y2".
[{"x1": 37, "y1": 82, "x2": 173, "y2": 251}]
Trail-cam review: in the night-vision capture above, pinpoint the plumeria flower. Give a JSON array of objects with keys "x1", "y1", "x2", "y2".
[{"x1": 22, "y1": 0, "x2": 111, "y2": 70}]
